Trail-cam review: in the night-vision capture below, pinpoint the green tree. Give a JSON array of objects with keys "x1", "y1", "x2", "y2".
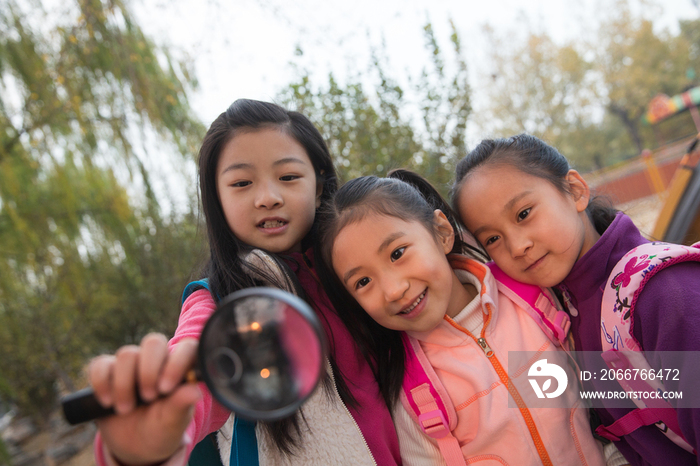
[
  {"x1": 278, "y1": 20, "x2": 471, "y2": 195},
  {"x1": 477, "y1": 0, "x2": 695, "y2": 169},
  {"x1": 678, "y1": 18, "x2": 700, "y2": 79},
  {"x1": 477, "y1": 25, "x2": 627, "y2": 170},
  {"x1": 594, "y1": 0, "x2": 691, "y2": 153},
  {"x1": 0, "y1": 0, "x2": 205, "y2": 419}
]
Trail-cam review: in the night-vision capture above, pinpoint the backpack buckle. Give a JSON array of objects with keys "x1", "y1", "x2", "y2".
[
  {"x1": 418, "y1": 409, "x2": 450, "y2": 439},
  {"x1": 553, "y1": 310, "x2": 571, "y2": 341}
]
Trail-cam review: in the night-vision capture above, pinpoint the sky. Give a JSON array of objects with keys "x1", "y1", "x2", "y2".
[
  {"x1": 134, "y1": 0, "x2": 700, "y2": 129},
  {"x1": 121, "y1": 0, "x2": 700, "y2": 216}
]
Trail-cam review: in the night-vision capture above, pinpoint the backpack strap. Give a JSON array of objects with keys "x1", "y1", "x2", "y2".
[
  {"x1": 595, "y1": 350, "x2": 690, "y2": 451},
  {"x1": 487, "y1": 262, "x2": 571, "y2": 348},
  {"x1": 597, "y1": 241, "x2": 700, "y2": 453},
  {"x1": 400, "y1": 333, "x2": 467, "y2": 466},
  {"x1": 188, "y1": 432, "x2": 223, "y2": 466},
  {"x1": 181, "y1": 279, "x2": 260, "y2": 466},
  {"x1": 600, "y1": 241, "x2": 700, "y2": 352},
  {"x1": 181, "y1": 279, "x2": 210, "y2": 304},
  {"x1": 230, "y1": 417, "x2": 259, "y2": 466}
]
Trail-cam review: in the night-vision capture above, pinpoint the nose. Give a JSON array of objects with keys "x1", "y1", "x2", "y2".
[
  {"x1": 507, "y1": 233, "x2": 533, "y2": 258},
  {"x1": 382, "y1": 273, "x2": 409, "y2": 303},
  {"x1": 254, "y1": 181, "x2": 283, "y2": 209}
]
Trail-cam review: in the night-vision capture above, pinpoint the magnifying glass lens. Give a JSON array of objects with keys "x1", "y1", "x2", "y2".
[
  {"x1": 208, "y1": 347, "x2": 243, "y2": 385},
  {"x1": 199, "y1": 288, "x2": 326, "y2": 421}
]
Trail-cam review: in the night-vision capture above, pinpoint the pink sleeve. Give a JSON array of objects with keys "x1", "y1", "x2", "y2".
[
  {"x1": 94, "y1": 289, "x2": 231, "y2": 466},
  {"x1": 173, "y1": 289, "x2": 232, "y2": 449}
]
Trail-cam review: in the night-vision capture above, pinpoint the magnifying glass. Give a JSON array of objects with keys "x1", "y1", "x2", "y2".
[{"x1": 61, "y1": 287, "x2": 327, "y2": 424}]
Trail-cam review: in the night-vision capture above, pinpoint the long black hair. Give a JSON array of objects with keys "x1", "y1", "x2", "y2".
[
  {"x1": 314, "y1": 169, "x2": 485, "y2": 409},
  {"x1": 197, "y1": 99, "x2": 340, "y2": 455},
  {"x1": 199, "y1": 99, "x2": 338, "y2": 299},
  {"x1": 451, "y1": 134, "x2": 617, "y2": 235}
]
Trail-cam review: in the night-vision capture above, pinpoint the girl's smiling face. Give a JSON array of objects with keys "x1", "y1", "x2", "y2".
[
  {"x1": 331, "y1": 211, "x2": 473, "y2": 333},
  {"x1": 457, "y1": 164, "x2": 598, "y2": 287},
  {"x1": 216, "y1": 127, "x2": 321, "y2": 254}
]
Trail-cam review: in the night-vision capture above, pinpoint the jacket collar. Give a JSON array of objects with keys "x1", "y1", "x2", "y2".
[
  {"x1": 560, "y1": 212, "x2": 647, "y2": 304},
  {"x1": 407, "y1": 255, "x2": 499, "y2": 344}
]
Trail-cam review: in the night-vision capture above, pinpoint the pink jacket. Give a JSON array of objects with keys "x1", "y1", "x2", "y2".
[{"x1": 399, "y1": 256, "x2": 605, "y2": 465}]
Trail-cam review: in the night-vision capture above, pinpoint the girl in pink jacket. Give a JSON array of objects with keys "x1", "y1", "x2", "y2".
[{"x1": 316, "y1": 169, "x2": 618, "y2": 465}]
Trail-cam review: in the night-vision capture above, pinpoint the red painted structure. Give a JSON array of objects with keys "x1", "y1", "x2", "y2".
[{"x1": 584, "y1": 136, "x2": 695, "y2": 205}]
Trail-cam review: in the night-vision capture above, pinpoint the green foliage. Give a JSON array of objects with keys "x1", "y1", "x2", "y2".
[
  {"x1": 0, "y1": 437, "x2": 9, "y2": 466},
  {"x1": 478, "y1": 0, "x2": 698, "y2": 169},
  {"x1": 1, "y1": 0, "x2": 695, "y2": 425},
  {"x1": 278, "y1": 21, "x2": 470, "y2": 195},
  {"x1": 0, "y1": 0, "x2": 206, "y2": 421},
  {"x1": 594, "y1": 0, "x2": 692, "y2": 152}
]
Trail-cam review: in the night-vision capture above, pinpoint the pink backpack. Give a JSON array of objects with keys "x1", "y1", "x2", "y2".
[
  {"x1": 595, "y1": 241, "x2": 700, "y2": 453},
  {"x1": 399, "y1": 262, "x2": 571, "y2": 466}
]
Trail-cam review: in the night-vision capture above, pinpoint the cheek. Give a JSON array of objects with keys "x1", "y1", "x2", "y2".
[
  {"x1": 486, "y1": 248, "x2": 518, "y2": 275},
  {"x1": 221, "y1": 200, "x2": 243, "y2": 232},
  {"x1": 548, "y1": 210, "x2": 581, "y2": 251},
  {"x1": 424, "y1": 254, "x2": 453, "y2": 289},
  {"x1": 299, "y1": 186, "x2": 320, "y2": 222}
]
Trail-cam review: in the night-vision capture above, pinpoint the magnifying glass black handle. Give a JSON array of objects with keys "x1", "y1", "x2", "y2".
[
  {"x1": 61, "y1": 387, "x2": 124, "y2": 425},
  {"x1": 61, "y1": 370, "x2": 198, "y2": 425}
]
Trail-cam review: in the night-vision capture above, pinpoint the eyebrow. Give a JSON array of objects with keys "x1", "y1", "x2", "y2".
[
  {"x1": 378, "y1": 231, "x2": 405, "y2": 253},
  {"x1": 219, "y1": 157, "x2": 308, "y2": 176},
  {"x1": 341, "y1": 231, "x2": 406, "y2": 285},
  {"x1": 342, "y1": 266, "x2": 361, "y2": 285},
  {"x1": 471, "y1": 191, "x2": 532, "y2": 238}
]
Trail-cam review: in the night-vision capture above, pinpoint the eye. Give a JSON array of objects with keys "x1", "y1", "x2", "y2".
[
  {"x1": 231, "y1": 181, "x2": 251, "y2": 188},
  {"x1": 355, "y1": 277, "x2": 370, "y2": 290},
  {"x1": 280, "y1": 174, "x2": 300, "y2": 182},
  {"x1": 390, "y1": 247, "x2": 405, "y2": 262},
  {"x1": 517, "y1": 208, "x2": 531, "y2": 221},
  {"x1": 484, "y1": 235, "x2": 500, "y2": 246}
]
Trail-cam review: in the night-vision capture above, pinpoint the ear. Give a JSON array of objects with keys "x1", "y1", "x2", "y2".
[
  {"x1": 433, "y1": 210, "x2": 455, "y2": 254},
  {"x1": 566, "y1": 170, "x2": 590, "y2": 213},
  {"x1": 315, "y1": 170, "x2": 325, "y2": 209}
]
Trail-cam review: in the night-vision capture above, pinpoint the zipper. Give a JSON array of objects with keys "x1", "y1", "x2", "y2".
[
  {"x1": 446, "y1": 307, "x2": 554, "y2": 466},
  {"x1": 327, "y1": 359, "x2": 377, "y2": 465},
  {"x1": 558, "y1": 284, "x2": 578, "y2": 317},
  {"x1": 477, "y1": 338, "x2": 494, "y2": 357}
]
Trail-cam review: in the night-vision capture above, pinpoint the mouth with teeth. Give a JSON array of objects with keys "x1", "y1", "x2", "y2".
[
  {"x1": 398, "y1": 290, "x2": 426, "y2": 315},
  {"x1": 258, "y1": 220, "x2": 287, "y2": 229}
]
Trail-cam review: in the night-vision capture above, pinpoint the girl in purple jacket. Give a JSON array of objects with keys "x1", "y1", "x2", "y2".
[{"x1": 452, "y1": 133, "x2": 700, "y2": 466}]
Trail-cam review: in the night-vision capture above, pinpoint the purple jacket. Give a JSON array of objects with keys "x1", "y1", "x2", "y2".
[{"x1": 559, "y1": 212, "x2": 700, "y2": 466}]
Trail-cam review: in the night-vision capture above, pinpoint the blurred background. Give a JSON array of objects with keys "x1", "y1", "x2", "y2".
[{"x1": 1, "y1": 0, "x2": 699, "y2": 463}]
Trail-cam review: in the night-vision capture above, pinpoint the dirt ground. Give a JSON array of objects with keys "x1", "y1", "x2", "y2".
[{"x1": 63, "y1": 445, "x2": 94, "y2": 466}]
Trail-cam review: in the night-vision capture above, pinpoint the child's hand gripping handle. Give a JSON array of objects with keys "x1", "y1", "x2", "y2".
[
  {"x1": 61, "y1": 370, "x2": 198, "y2": 425},
  {"x1": 61, "y1": 387, "x2": 122, "y2": 425},
  {"x1": 61, "y1": 287, "x2": 327, "y2": 425}
]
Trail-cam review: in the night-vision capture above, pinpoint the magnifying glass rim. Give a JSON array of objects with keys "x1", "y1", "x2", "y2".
[{"x1": 198, "y1": 286, "x2": 327, "y2": 421}]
